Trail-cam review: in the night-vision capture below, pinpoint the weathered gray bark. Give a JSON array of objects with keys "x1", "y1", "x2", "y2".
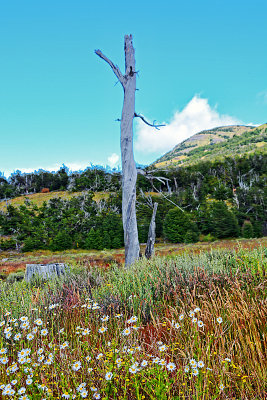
[
  {"x1": 95, "y1": 35, "x2": 139, "y2": 266},
  {"x1": 25, "y1": 263, "x2": 69, "y2": 282},
  {"x1": 145, "y1": 202, "x2": 158, "y2": 259}
]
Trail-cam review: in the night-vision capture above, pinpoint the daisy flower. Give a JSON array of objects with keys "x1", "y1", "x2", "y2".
[
  {"x1": 197, "y1": 360, "x2": 204, "y2": 368},
  {"x1": 122, "y1": 327, "x2": 131, "y2": 336},
  {"x1": 40, "y1": 329, "x2": 48, "y2": 336},
  {"x1": 20, "y1": 321, "x2": 30, "y2": 329},
  {"x1": 166, "y1": 362, "x2": 176, "y2": 371},
  {"x1": 217, "y1": 317, "x2": 223, "y2": 324},
  {"x1": 18, "y1": 387, "x2": 26, "y2": 394},
  {"x1": 72, "y1": 361, "x2": 82, "y2": 371},
  {"x1": 80, "y1": 389, "x2": 88, "y2": 398},
  {"x1": 189, "y1": 311, "x2": 195, "y2": 318},
  {"x1": 198, "y1": 320, "x2": 204, "y2": 328},
  {"x1": 34, "y1": 319, "x2": 43, "y2": 326},
  {"x1": 219, "y1": 383, "x2": 224, "y2": 390},
  {"x1": 98, "y1": 327, "x2": 107, "y2": 333},
  {"x1": 100, "y1": 315, "x2": 109, "y2": 322},
  {"x1": 192, "y1": 369, "x2": 199, "y2": 376},
  {"x1": 105, "y1": 372, "x2": 113, "y2": 380},
  {"x1": 129, "y1": 365, "x2": 139, "y2": 373},
  {"x1": 159, "y1": 344, "x2": 167, "y2": 352},
  {"x1": 141, "y1": 360, "x2": 148, "y2": 367},
  {"x1": 127, "y1": 316, "x2": 138, "y2": 324},
  {"x1": 184, "y1": 366, "x2": 189, "y2": 372},
  {"x1": 26, "y1": 333, "x2": 34, "y2": 341}
]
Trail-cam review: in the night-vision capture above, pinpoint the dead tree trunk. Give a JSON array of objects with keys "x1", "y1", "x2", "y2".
[
  {"x1": 95, "y1": 35, "x2": 139, "y2": 266},
  {"x1": 95, "y1": 35, "x2": 164, "y2": 266},
  {"x1": 145, "y1": 202, "x2": 158, "y2": 259}
]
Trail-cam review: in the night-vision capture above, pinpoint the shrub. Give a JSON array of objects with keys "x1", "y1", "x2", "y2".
[
  {"x1": 163, "y1": 208, "x2": 191, "y2": 243},
  {"x1": 50, "y1": 231, "x2": 73, "y2": 251},
  {"x1": 0, "y1": 238, "x2": 17, "y2": 250},
  {"x1": 208, "y1": 201, "x2": 239, "y2": 239},
  {"x1": 184, "y1": 227, "x2": 199, "y2": 243},
  {"x1": 201, "y1": 233, "x2": 217, "y2": 242},
  {"x1": 241, "y1": 220, "x2": 254, "y2": 238},
  {"x1": 22, "y1": 237, "x2": 45, "y2": 252},
  {"x1": 41, "y1": 188, "x2": 50, "y2": 193}
]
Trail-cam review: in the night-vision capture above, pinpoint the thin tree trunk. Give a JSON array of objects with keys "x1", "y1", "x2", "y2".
[
  {"x1": 145, "y1": 202, "x2": 158, "y2": 259},
  {"x1": 121, "y1": 35, "x2": 139, "y2": 266},
  {"x1": 95, "y1": 34, "x2": 140, "y2": 266}
]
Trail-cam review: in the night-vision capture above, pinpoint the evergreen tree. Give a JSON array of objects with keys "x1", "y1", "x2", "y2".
[
  {"x1": 163, "y1": 208, "x2": 191, "y2": 243},
  {"x1": 208, "y1": 202, "x2": 239, "y2": 239},
  {"x1": 241, "y1": 220, "x2": 254, "y2": 238},
  {"x1": 84, "y1": 228, "x2": 97, "y2": 250},
  {"x1": 50, "y1": 231, "x2": 73, "y2": 251}
]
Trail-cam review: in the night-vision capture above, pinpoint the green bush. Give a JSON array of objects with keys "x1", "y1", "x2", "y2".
[
  {"x1": 242, "y1": 220, "x2": 254, "y2": 238},
  {"x1": 6, "y1": 270, "x2": 25, "y2": 283},
  {"x1": 184, "y1": 227, "x2": 199, "y2": 243},
  {"x1": 208, "y1": 202, "x2": 239, "y2": 239},
  {"x1": 22, "y1": 237, "x2": 45, "y2": 252},
  {"x1": 163, "y1": 208, "x2": 191, "y2": 243},
  {"x1": 201, "y1": 233, "x2": 217, "y2": 242},
  {"x1": 0, "y1": 238, "x2": 17, "y2": 250},
  {"x1": 49, "y1": 231, "x2": 73, "y2": 251}
]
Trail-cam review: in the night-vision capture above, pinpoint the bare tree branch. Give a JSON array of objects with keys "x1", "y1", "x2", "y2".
[
  {"x1": 136, "y1": 169, "x2": 185, "y2": 212},
  {"x1": 95, "y1": 49, "x2": 126, "y2": 87},
  {"x1": 134, "y1": 113, "x2": 165, "y2": 130}
]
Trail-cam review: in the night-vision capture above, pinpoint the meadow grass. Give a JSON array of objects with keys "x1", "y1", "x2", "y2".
[{"x1": 0, "y1": 246, "x2": 266, "y2": 399}]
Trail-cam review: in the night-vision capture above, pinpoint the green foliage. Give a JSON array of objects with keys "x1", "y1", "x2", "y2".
[
  {"x1": 184, "y1": 226, "x2": 199, "y2": 243},
  {"x1": 22, "y1": 237, "x2": 46, "y2": 252},
  {"x1": 0, "y1": 237, "x2": 17, "y2": 250},
  {"x1": 241, "y1": 220, "x2": 254, "y2": 238},
  {"x1": 49, "y1": 231, "x2": 73, "y2": 251},
  {"x1": 163, "y1": 208, "x2": 192, "y2": 243},
  {"x1": 201, "y1": 233, "x2": 216, "y2": 242},
  {"x1": 208, "y1": 202, "x2": 239, "y2": 239}
]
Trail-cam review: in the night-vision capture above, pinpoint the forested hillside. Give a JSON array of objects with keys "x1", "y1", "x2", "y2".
[{"x1": 154, "y1": 124, "x2": 267, "y2": 167}]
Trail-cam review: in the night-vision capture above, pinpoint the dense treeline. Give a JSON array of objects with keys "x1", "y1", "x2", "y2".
[
  {"x1": 0, "y1": 165, "x2": 122, "y2": 199},
  {"x1": 0, "y1": 152, "x2": 266, "y2": 251},
  {"x1": 0, "y1": 193, "x2": 124, "y2": 251}
]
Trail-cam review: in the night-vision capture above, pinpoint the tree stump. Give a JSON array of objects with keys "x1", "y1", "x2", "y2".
[{"x1": 24, "y1": 263, "x2": 69, "y2": 282}]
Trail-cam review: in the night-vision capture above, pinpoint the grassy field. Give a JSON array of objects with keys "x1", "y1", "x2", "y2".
[
  {"x1": 0, "y1": 191, "x2": 111, "y2": 212},
  {"x1": 0, "y1": 239, "x2": 266, "y2": 399}
]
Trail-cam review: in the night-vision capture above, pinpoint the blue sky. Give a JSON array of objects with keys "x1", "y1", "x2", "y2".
[{"x1": 0, "y1": 0, "x2": 266, "y2": 177}]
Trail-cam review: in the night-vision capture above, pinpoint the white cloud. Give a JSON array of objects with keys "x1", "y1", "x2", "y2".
[
  {"x1": 107, "y1": 153, "x2": 119, "y2": 168},
  {"x1": 258, "y1": 90, "x2": 267, "y2": 104},
  {"x1": 134, "y1": 95, "x2": 242, "y2": 154}
]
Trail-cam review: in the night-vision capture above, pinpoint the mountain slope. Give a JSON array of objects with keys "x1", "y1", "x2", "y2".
[{"x1": 153, "y1": 124, "x2": 267, "y2": 168}]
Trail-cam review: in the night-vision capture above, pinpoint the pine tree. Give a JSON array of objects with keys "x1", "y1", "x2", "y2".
[{"x1": 163, "y1": 208, "x2": 191, "y2": 243}]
